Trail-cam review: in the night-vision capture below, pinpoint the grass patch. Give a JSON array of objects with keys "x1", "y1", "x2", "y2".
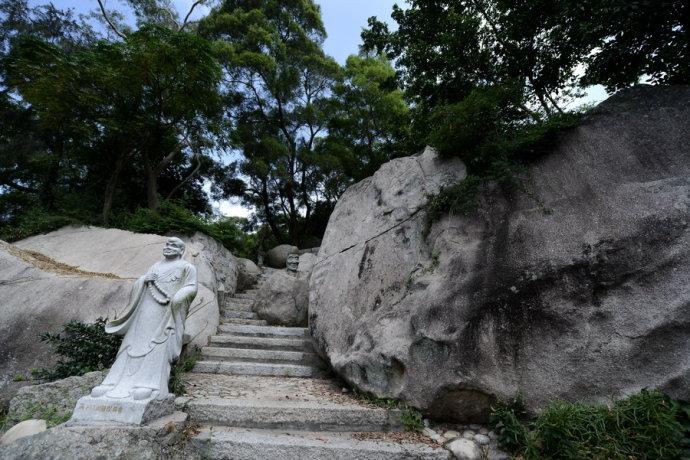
[
  {"x1": 352, "y1": 389, "x2": 425, "y2": 432},
  {"x1": 169, "y1": 345, "x2": 201, "y2": 395},
  {"x1": 490, "y1": 389, "x2": 686, "y2": 459}
]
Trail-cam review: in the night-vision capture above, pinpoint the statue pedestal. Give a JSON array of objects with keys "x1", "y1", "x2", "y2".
[{"x1": 69, "y1": 395, "x2": 174, "y2": 426}]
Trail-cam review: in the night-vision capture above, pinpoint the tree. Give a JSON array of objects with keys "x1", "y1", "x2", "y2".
[
  {"x1": 319, "y1": 54, "x2": 411, "y2": 192},
  {"x1": 199, "y1": 0, "x2": 340, "y2": 245}
]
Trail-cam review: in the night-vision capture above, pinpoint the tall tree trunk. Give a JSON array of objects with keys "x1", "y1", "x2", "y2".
[
  {"x1": 102, "y1": 152, "x2": 128, "y2": 224},
  {"x1": 145, "y1": 162, "x2": 159, "y2": 211}
]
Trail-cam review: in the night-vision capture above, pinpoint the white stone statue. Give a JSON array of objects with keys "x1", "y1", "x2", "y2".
[{"x1": 71, "y1": 237, "x2": 197, "y2": 425}]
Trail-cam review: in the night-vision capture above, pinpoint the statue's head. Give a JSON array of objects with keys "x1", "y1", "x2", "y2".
[
  {"x1": 286, "y1": 253, "x2": 300, "y2": 273},
  {"x1": 163, "y1": 237, "x2": 185, "y2": 260}
]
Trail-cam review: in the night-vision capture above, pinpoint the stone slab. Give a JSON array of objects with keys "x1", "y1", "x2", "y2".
[
  {"x1": 69, "y1": 395, "x2": 174, "y2": 426},
  {"x1": 193, "y1": 360, "x2": 323, "y2": 378},
  {"x1": 191, "y1": 426, "x2": 451, "y2": 460}
]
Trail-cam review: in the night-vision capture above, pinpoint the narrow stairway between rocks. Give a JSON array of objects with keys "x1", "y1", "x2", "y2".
[{"x1": 175, "y1": 280, "x2": 451, "y2": 459}]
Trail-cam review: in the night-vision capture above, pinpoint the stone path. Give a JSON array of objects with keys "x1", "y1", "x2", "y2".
[{"x1": 176, "y1": 286, "x2": 451, "y2": 459}]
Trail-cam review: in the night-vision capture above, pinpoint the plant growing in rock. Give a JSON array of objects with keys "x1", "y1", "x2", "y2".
[
  {"x1": 491, "y1": 389, "x2": 685, "y2": 459},
  {"x1": 168, "y1": 345, "x2": 201, "y2": 395},
  {"x1": 33, "y1": 318, "x2": 122, "y2": 381}
]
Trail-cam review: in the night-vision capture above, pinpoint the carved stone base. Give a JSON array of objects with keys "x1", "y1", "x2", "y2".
[{"x1": 68, "y1": 394, "x2": 174, "y2": 426}]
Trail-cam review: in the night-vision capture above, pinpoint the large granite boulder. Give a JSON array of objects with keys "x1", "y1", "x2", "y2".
[
  {"x1": 254, "y1": 268, "x2": 310, "y2": 327},
  {"x1": 265, "y1": 244, "x2": 299, "y2": 268},
  {"x1": 1, "y1": 226, "x2": 237, "y2": 403},
  {"x1": 309, "y1": 85, "x2": 690, "y2": 421}
]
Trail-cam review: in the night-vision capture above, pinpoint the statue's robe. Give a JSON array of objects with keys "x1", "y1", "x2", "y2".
[{"x1": 99, "y1": 259, "x2": 197, "y2": 399}]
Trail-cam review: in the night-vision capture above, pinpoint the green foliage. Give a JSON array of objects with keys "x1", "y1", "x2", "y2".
[
  {"x1": 352, "y1": 389, "x2": 424, "y2": 432},
  {"x1": 490, "y1": 390, "x2": 685, "y2": 459},
  {"x1": 9, "y1": 402, "x2": 71, "y2": 428},
  {"x1": 672, "y1": 398, "x2": 690, "y2": 458},
  {"x1": 115, "y1": 201, "x2": 255, "y2": 258},
  {"x1": 168, "y1": 345, "x2": 201, "y2": 395},
  {"x1": 33, "y1": 318, "x2": 122, "y2": 381},
  {"x1": 0, "y1": 207, "x2": 75, "y2": 242},
  {"x1": 400, "y1": 406, "x2": 424, "y2": 432}
]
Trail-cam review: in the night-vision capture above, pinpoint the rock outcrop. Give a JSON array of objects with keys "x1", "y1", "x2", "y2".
[
  {"x1": 265, "y1": 244, "x2": 298, "y2": 268},
  {"x1": 309, "y1": 86, "x2": 690, "y2": 421},
  {"x1": 236, "y1": 258, "x2": 261, "y2": 290},
  {"x1": 1, "y1": 226, "x2": 237, "y2": 403},
  {"x1": 5, "y1": 371, "x2": 106, "y2": 428},
  {"x1": 254, "y1": 267, "x2": 311, "y2": 327}
]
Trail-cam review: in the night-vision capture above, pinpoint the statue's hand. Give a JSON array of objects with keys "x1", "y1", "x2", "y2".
[{"x1": 143, "y1": 272, "x2": 158, "y2": 283}]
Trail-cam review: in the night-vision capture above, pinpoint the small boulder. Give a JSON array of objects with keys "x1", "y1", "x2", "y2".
[
  {"x1": 237, "y1": 258, "x2": 261, "y2": 290},
  {"x1": 265, "y1": 244, "x2": 299, "y2": 268},
  {"x1": 254, "y1": 268, "x2": 309, "y2": 326},
  {"x1": 446, "y1": 438, "x2": 481, "y2": 460},
  {"x1": 0, "y1": 419, "x2": 47, "y2": 445}
]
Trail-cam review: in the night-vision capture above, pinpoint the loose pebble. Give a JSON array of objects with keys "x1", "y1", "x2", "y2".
[
  {"x1": 479, "y1": 427, "x2": 489, "y2": 435},
  {"x1": 443, "y1": 430, "x2": 460, "y2": 440},
  {"x1": 469, "y1": 424, "x2": 481, "y2": 430},
  {"x1": 422, "y1": 427, "x2": 444, "y2": 444},
  {"x1": 474, "y1": 434, "x2": 490, "y2": 445},
  {"x1": 462, "y1": 430, "x2": 475, "y2": 439},
  {"x1": 488, "y1": 430, "x2": 498, "y2": 440}
]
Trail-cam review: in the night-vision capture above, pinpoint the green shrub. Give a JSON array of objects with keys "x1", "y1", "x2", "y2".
[
  {"x1": 491, "y1": 389, "x2": 685, "y2": 459},
  {"x1": 424, "y1": 108, "x2": 583, "y2": 227},
  {"x1": 0, "y1": 207, "x2": 75, "y2": 242},
  {"x1": 168, "y1": 345, "x2": 201, "y2": 395},
  {"x1": 33, "y1": 319, "x2": 122, "y2": 381}
]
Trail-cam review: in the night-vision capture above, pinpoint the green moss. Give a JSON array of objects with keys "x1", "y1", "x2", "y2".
[{"x1": 491, "y1": 389, "x2": 686, "y2": 459}]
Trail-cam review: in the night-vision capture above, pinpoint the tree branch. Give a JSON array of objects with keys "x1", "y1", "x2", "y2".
[
  {"x1": 166, "y1": 151, "x2": 202, "y2": 200},
  {"x1": 96, "y1": 0, "x2": 126, "y2": 40},
  {"x1": 180, "y1": 1, "x2": 205, "y2": 32}
]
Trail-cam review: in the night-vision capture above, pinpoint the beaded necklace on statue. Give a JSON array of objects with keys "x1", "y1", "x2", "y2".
[{"x1": 147, "y1": 278, "x2": 171, "y2": 305}]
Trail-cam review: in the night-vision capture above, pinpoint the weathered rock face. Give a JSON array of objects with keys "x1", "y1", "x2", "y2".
[
  {"x1": 309, "y1": 86, "x2": 690, "y2": 421},
  {"x1": 1, "y1": 226, "x2": 237, "y2": 403},
  {"x1": 236, "y1": 258, "x2": 261, "y2": 290},
  {"x1": 265, "y1": 244, "x2": 299, "y2": 268},
  {"x1": 6, "y1": 371, "x2": 106, "y2": 428},
  {"x1": 254, "y1": 268, "x2": 310, "y2": 327}
]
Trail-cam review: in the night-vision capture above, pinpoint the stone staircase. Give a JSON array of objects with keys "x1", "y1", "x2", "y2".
[{"x1": 178, "y1": 285, "x2": 451, "y2": 459}]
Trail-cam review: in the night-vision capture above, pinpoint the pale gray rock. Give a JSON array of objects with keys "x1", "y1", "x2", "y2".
[
  {"x1": 309, "y1": 86, "x2": 690, "y2": 421},
  {"x1": 2, "y1": 227, "x2": 237, "y2": 405},
  {"x1": 254, "y1": 268, "x2": 309, "y2": 327},
  {"x1": 237, "y1": 258, "x2": 261, "y2": 290},
  {"x1": 0, "y1": 411, "x2": 193, "y2": 459},
  {"x1": 297, "y1": 252, "x2": 317, "y2": 275},
  {"x1": 446, "y1": 438, "x2": 481, "y2": 460},
  {"x1": 423, "y1": 427, "x2": 444, "y2": 444},
  {"x1": 6, "y1": 371, "x2": 105, "y2": 427},
  {"x1": 474, "y1": 434, "x2": 490, "y2": 445},
  {"x1": 0, "y1": 420, "x2": 46, "y2": 445},
  {"x1": 266, "y1": 244, "x2": 299, "y2": 268}
]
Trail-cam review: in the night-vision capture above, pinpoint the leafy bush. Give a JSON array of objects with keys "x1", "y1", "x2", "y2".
[
  {"x1": 0, "y1": 207, "x2": 75, "y2": 242},
  {"x1": 33, "y1": 319, "x2": 122, "y2": 381},
  {"x1": 424, "y1": 110, "x2": 583, "y2": 228},
  {"x1": 114, "y1": 200, "x2": 254, "y2": 257},
  {"x1": 491, "y1": 389, "x2": 685, "y2": 459}
]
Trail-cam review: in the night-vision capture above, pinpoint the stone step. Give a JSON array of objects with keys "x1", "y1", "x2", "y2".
[
  {"x1": 200, "y1": 346, "x2": 321, "y2": 365},
  {"x1": 217, "y1": 324, "x2": 308, "y2": 338},
  {"x1": 221, "y1": 318, "x2": 268, "y2": 326},
  {"x1": 191, "y1": 427, "x2": 450, "y2": 459},
  {"x1": 185, "y1": 398, "x2": 404, "y2": 432},
  {"x1": 193, "y1": 360, "x2": 324, "y2": 378},
  {"x1": 222, "y1": 299, "x2": 254, "y2": 312},
  {"x1": 209, "y1": 335, "x2": 313, "y2": 351},
  {"x1": 222, "y1": 310, "x2": 260, "y2": 320},
  {"x1": 234, "y1": 291, "x2": 259, "y2": 300}
]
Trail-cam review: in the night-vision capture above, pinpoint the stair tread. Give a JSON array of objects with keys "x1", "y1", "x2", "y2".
[{"x1": 192, "y1": 426, "x2": 450, "y2": 459}]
